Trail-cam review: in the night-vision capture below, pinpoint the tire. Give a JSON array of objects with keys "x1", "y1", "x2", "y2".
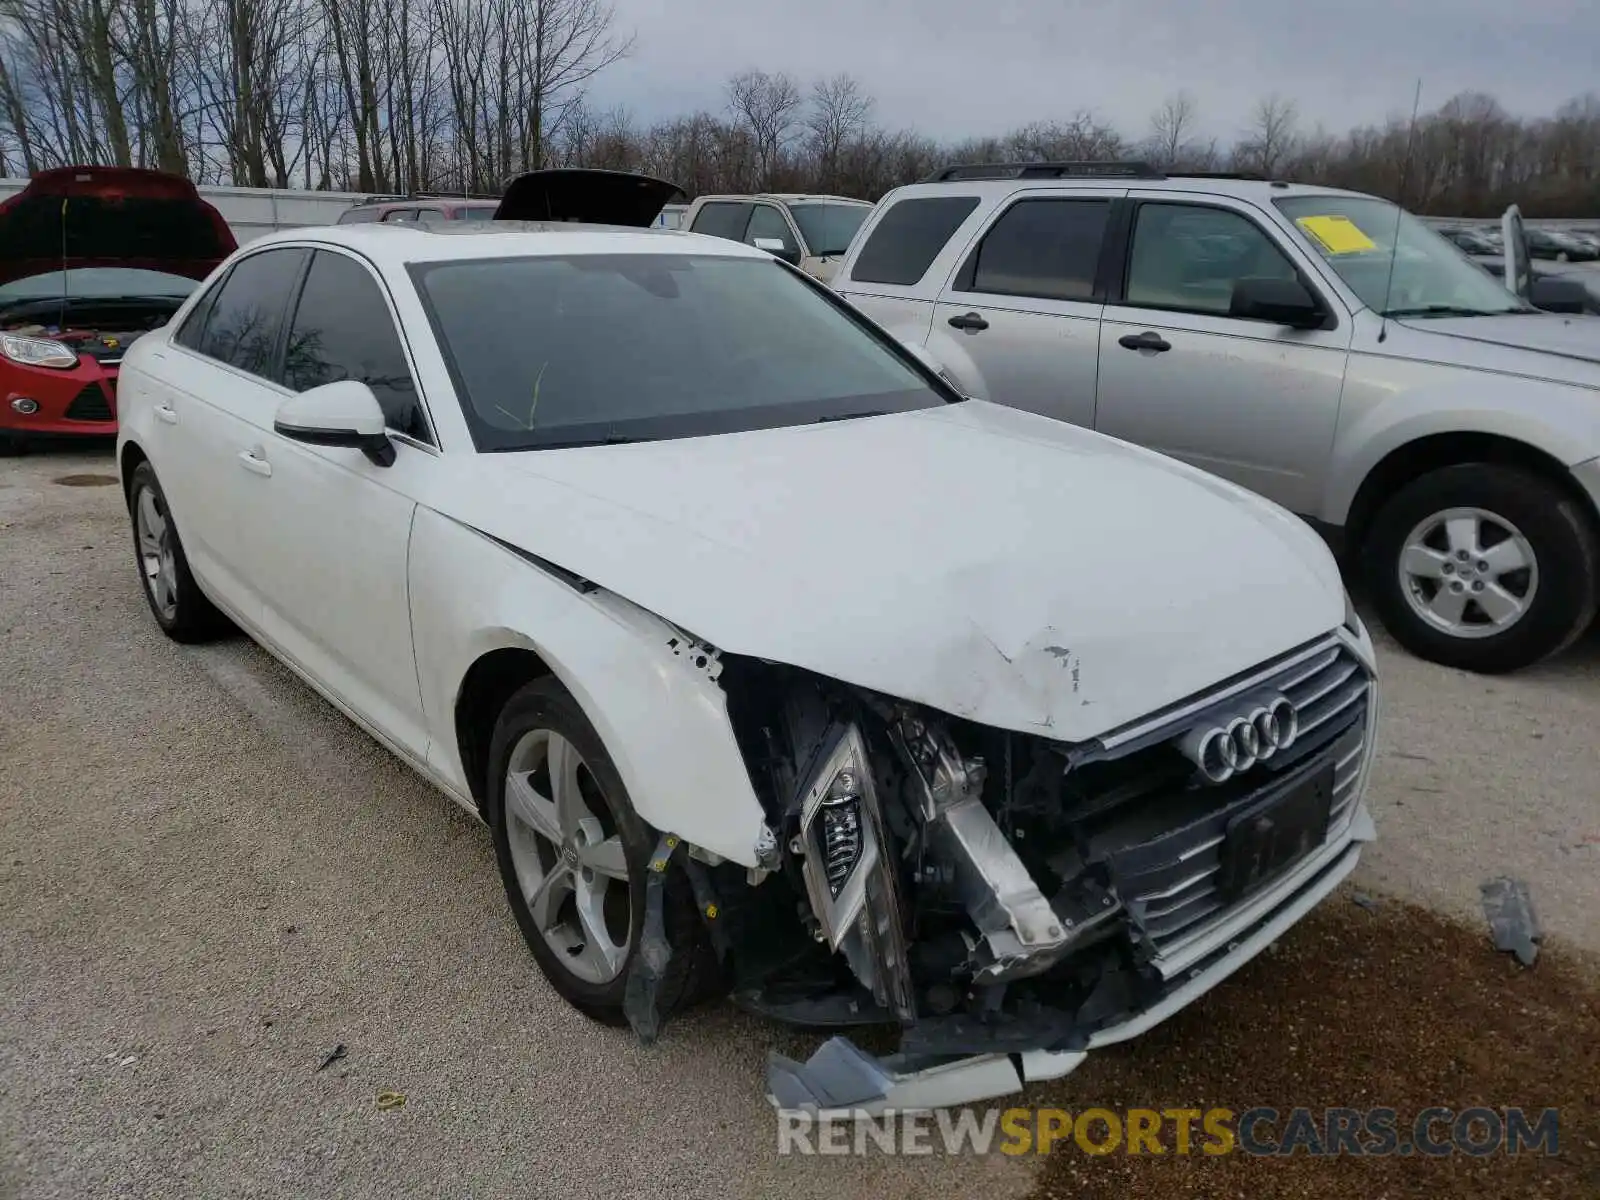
[
  {"x1": 1362, "y1": 464, "x2": 1598, "y2": 673},
  {"x1": 127, "y1": 461, "x2": 229, "y2": 643},
  {"x1": 485, "y1": 677, "x2": 721, "y2": 1025}
]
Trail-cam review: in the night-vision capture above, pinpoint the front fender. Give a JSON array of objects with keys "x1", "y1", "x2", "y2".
[
  {"x1": 408, "y1": 506, "x2": 769, "y2": 867},
  {"x1": 1324, "y1": 357, "x2": 1600, "y2": 524}
]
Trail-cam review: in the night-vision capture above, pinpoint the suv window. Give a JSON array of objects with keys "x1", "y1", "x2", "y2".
[
  {"x1": 964, "y1": 198, "x2": 1109, "y2": 302},
  {"x1": 690, "y1": 202, "x2": 754, "y2": 241},
  {"x1": 193, "y1": 248, "x2": 308, "y2": 378},
  {"x1": 336, "y1": 207, "x2": 381, "y2": 224},
  {"x1": 382, "y1": 208, "x2": 420, "y2": 223},
  {"x1": 283, "y1": 251, "x2": 428, "y2": 442},
  {"x1": 1125, "y1": 203, "x2": 1299, "y2": 316},
  {"x1": 745, "y1": 204, "x2": 798, "y2": 256},
  {"x1": 850, "y1": 196, "x2": 979, "y2": 286}
]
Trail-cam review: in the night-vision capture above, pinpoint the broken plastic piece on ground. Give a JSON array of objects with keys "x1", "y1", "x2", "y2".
[
  {"x1": 376, "y1": 1090, "x2": 406, "y2": 1110},
  {"x1": 1351, "y1": 891, "x2": 1380, "y2": 911},
  {"x1": 1480, "y1": 876, "x2": 1540, "y2": 967},
  {"x1": 317, "y1": 1044, "x2": 347, "y2": 1072},
  {"x1": 766, "y1": 1036, "x2": 1077, "y2": 1118}
]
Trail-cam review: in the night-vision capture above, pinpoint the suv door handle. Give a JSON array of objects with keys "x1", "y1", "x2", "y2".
[
  {"x1": 947, "y1": 311, "x2": 989, "y2": 332},
  {"x1": 237, "y1": 448, "x2": 272, "y2": 477},
  {"x1": 1118, "y1": 331, "x2": 1172, "y2": 352},
  {"x1": 154, "y1": 403, "x2": 178, "y2": 425}
]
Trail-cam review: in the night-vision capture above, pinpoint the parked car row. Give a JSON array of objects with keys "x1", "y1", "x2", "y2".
[{"x1": 1440, "y1": 221, "x2": 1600, "y2": 262}]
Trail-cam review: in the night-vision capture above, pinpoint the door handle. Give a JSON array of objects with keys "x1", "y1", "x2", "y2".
[
  {"x1": 947, "y1": 311, "x2": 989, "y2": 332},
  {"x1": 237, "y1": 449, "x2": 272, "y2": 477},
  {"x1": 154, "y1": 403, "x2": 178, "y2": 425},
  {"x1": 1117, "y1": 331, "x2": 1172, "y2": 352}
]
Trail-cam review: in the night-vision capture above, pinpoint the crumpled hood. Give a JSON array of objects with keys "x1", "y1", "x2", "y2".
[{"x1": 436, "y1": 401, "x2": 1344, "y2": 742}]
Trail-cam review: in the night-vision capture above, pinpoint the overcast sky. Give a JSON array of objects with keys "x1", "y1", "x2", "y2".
[{"x1": 587, "y1": 0, "x2": 1598, "y2": 144}]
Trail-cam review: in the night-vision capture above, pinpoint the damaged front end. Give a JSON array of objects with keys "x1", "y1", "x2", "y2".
[{"x1": 708, "y1": 629, "x2": 1378, "y2": 1114}]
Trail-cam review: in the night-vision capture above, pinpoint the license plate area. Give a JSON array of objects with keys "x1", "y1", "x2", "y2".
[{"x1": 1216, "y1": 765, "x2": 1334, "y2": 902}]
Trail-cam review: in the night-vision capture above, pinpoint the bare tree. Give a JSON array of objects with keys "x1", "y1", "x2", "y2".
[
  {"x1": 1237, "y1": 94, "x2": 1298, "y2": 177},
  {"x1": 806, "y1": 73, "x2": 871, "y2": 190},
  {"x1": 726, "y1": 69, "x2": 801, "y2": 189},
  {"x1": 1148, "y1": 90, "x2": 1197, "y2": 168}
]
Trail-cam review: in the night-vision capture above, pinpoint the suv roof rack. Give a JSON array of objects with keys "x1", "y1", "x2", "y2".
[
  {"x1": 925, "y1": 160, "x2": 1166, "y2": 183},
  {"x1": 349, "y1": 190, "x2": 501, "y2": 205}
]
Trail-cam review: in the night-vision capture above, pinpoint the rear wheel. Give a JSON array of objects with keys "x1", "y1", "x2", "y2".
[
  {"x1": 127, "y1": 462, "x2": 229, "y2": 642},
  {"x1": 1363, "y1": 464, "x2": 1597, "y2": 672},
  {"x1": 485, "y1": 677, "x2": 721, "y2": 1024}
]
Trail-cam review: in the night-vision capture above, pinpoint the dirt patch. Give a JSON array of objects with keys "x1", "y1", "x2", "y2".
[
  {"x1": 50, "y1": 474, "x2": 118, "y2": 487},
  {"x1": 1028, "y1": 894, "x2": 1598, "y2": 1199}
]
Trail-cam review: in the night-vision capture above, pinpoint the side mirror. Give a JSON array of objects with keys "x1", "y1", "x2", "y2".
[
  {"x1": 273, "y1": 379, "x2": 395, "y2": 467},
  {"x1": 1529, "y1": 277, "x2": 1588, "y2": 314},
  {"x1": 1229, "y1": 276, "x2": 1325, "y2": 329},
  {"x1": 1501, "y1": 204, "x2": 1532, "y2": 303},
  {"x1": 753, "y1": 236, "x2": 801, "y2": 266}
]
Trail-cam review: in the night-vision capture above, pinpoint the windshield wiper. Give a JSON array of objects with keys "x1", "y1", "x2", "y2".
[
  {"x1": 814, "y1": 411, "x2": 887, "y2": 423},
  {"x1": 1384, "y1": 305, "x2": 1521, "y2": 319}
]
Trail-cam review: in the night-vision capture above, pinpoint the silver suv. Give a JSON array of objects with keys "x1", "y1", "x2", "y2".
[{"x1": 834, "y1": 161, "x2": 1600, "y2": 673}]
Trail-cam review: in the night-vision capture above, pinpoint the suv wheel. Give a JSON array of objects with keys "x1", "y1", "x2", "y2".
[{"x1": 1363, "y1": 464, "x2": 1598, "y2": 673}]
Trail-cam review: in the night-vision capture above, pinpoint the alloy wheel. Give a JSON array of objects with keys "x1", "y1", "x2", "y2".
[
  {"x1": 134, "y1": 484, "x2": 179, "y2": 621},
  {"x1": 1398, "y1": 506, "x2": 1539, "y2": 639},
  {"x1": 502, "y1": 729, "x2": 633, "y2": 985}
]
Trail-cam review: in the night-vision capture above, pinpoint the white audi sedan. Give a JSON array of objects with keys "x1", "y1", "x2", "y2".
[{"x1": 116, "y1": 170, "x2": 1379, "y2": 1114}]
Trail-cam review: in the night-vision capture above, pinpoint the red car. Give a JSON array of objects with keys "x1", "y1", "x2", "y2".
[{"x1": 0, "y1": 167, "x2": 235, "y2": 452}]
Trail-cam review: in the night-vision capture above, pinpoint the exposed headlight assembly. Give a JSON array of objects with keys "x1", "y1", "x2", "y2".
[
  {"x1": 796, "y1": 725, "x2": 916, "y2": 1020},
  {"x1": 1, "y1": 332, "x2": 78, "y2": 370}
]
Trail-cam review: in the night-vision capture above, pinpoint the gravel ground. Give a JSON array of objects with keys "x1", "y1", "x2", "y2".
[{"x1": 3, "y1": 444, "x2": 1597, "y2": 1198}]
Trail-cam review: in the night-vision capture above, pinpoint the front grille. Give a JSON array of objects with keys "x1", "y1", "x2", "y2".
[
  {"x1": 1086, "y1": 636, "x2": 1372, "y2": 962},
  {"x1": 63, "y1": 382, "x2": 114, "y2": 422}
]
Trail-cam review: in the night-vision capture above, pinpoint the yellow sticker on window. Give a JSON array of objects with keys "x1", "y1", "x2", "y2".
[{"x1": 1296, "y1": 215, "x2": 1378, "y2": 255}]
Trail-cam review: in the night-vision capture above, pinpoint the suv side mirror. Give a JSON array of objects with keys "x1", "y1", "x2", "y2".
[
  {"x1": 1230, "y1": 276, "x2": 1325, "y2": 329},
  {"x1": 1529, "y1": 277, "x2": 1588, "y2": 314},
  {"x1": 274, "y1": 380, "x2": 395, "y2": 467}
]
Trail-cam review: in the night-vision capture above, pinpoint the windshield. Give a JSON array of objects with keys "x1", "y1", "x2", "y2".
[
  {"x1": 1275, "y1": 196, "x2": 1525, "y2": 318},
  {"x1": 412, "y1": 253, "x2": 950, "y2": 451},
  {"x1": 0, "y1": 267, "x2": 198, "y2": 303},
  {"x1": 789, "y1": 202, "x2": 871, "y2": 257}
]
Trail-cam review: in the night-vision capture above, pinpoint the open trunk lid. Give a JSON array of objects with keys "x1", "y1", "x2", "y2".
[
  {"x1": 493, "y1": 169, "x2": 684, "y2": 227},
  {"x1": 0, "y1": 166, "x2": 236, "y2": 288}
]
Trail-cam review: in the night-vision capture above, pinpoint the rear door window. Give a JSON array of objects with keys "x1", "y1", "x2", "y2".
[
  {"x1": 961, "y1": 198, "x2": 1110, "y2": 302},
  {"x1": 690, "y1": 201, "x2": 754, "y2": 241},
  {"x1": 848, "y1": 196, "x2": 980, "y2": 286},
  {"x1": 193, "y1": 248, "x2": 309, "y2": 379},
  {"x1": 382, "y1": 208, "x2": 421, "y2": 223}
]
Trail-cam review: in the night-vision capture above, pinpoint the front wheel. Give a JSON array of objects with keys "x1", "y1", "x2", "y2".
[
  {"x1": 484, "y1": 677, "x2": 721, "y2": 1025},
  {"x1": 1363, "y1": 464, "x2": 1598, "y2": 673}
]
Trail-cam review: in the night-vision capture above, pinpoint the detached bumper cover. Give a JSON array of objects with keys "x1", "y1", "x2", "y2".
[{"x1": 768, "y1": 803, "x2": 1375, "y2": 1116}]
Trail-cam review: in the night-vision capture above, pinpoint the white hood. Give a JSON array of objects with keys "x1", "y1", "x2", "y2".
[{"x1": 434, "y1": 401, "x2": 1344, "y2": 742}]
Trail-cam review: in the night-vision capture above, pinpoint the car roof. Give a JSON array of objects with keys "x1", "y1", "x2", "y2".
[
  {"x1": 248, "y1": 222, "x2": 772, "y2": 266},
  {"x1": 695, "y1": 193, "x2": 871, "y2": 205},
  {"x1": 884, "y1": 175, "x2": 1378, "y2": 205}
]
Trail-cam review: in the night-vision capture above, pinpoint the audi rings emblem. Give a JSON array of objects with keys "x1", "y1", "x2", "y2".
[{"x1": 1177, "y1": 694, "x2": 1298, "y2": 784}]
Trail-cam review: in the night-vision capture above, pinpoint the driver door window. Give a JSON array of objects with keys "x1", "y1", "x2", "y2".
[
  {"x1": 745, "y1": 205, "x2": 799, "y2": 258},
  {"x1": 1125, "y1": 204, "x2": 1300, "y2": 317}
]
